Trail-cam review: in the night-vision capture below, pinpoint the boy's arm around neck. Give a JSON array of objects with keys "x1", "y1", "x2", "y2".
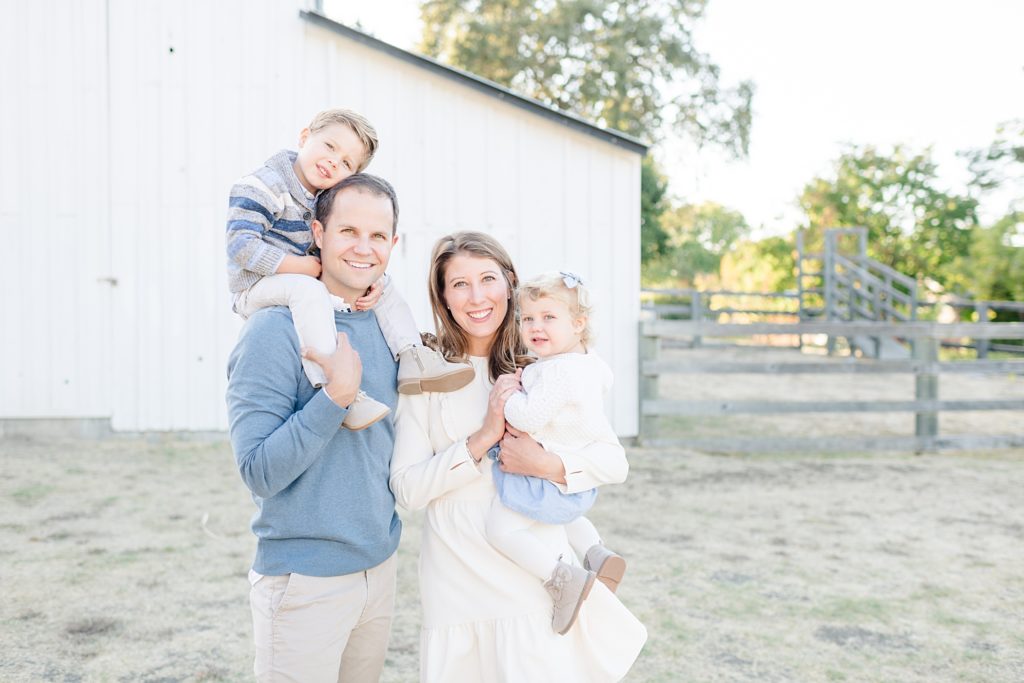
[{"x1": 226, "y1": 311, "x2": 347, "y2": 498}]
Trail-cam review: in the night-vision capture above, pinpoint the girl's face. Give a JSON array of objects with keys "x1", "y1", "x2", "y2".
[
  {"x1": 442, "y1": 254, "x2": 510, "y2": 356},
  {"x1": 519, "y1": 295, "x2": 585, "y2": 358}
]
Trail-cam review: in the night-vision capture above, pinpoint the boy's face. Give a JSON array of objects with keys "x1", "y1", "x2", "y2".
[
  {"x1": 293, "y1": 123, "x2": 367, "y2": 194},
  {"x1": 312, "y1": 188, "x2": 397, "y2": 301}
]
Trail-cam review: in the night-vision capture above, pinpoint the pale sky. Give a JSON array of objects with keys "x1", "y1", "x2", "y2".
[{"x1": 322, "y1": 0, "x2": 1024, "y2": 236}]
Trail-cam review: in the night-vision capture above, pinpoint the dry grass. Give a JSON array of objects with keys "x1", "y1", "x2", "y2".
[{"x1": 2, "y1": 422, "x2": 1023, "y2": 680}]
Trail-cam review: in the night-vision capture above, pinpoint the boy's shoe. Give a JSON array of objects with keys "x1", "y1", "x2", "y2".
[
  {"x1": 583, "y1": 544, "x2": 627, "y2": 594},
  {"x1": 341, "y1": 391, "x2": 390, "y2": 431},
  {"x1": 543, "y1": 560, "x2": 596, "y2": 635},
  {"x1": 397, "y1": 346, "x2": 475, "y2": 395}
]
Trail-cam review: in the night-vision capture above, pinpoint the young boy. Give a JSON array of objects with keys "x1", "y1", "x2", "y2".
[{"x1": 226, "y1": 108, "x2": 473, "y2": 429}]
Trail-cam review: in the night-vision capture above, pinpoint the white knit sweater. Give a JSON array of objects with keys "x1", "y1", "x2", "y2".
[{"x1": 503, "y1": 352, "x2": 617, "y2": 450}]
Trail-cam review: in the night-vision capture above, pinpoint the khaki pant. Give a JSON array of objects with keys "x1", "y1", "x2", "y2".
[{"x1": 248, "y1": 552, "x2": 397, "y2": 683}]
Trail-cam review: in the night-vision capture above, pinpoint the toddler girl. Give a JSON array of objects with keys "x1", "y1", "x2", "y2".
[{"x1": 486, "y1": 271, "x2": 626, "y2": 635}]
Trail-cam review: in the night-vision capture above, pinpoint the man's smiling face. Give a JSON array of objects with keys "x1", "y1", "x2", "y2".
[{"x1": 312, "y1": 187, "x2": 397, "y2": 302}]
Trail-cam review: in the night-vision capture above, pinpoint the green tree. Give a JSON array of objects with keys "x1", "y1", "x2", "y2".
[
  {"x1": 641, "y1": 156, "x2": 670, "y2": 262},
  {"x1": 798, "y1": 145, "x2": 979, "y2": 288},
  {"x1": 419, "y1": 0, "x2": 753, "y2": 152},
  {"x1": 644, "y1": 201, "x2": 750, "y2": 284},
  {"x1": 418, "y1": 0, "x2": 754, "y2": 264},
  {"x1": 961, "y1": 212, "x2": 1024, "y2": 306},
  {"x1": 720, "y1": 236, "x2": 795, "y2": 293},
  {"x1": 956, "y1": 120, "x2": 1024, "y2": 308},
  {"x1": 964, "y1": 119, "x2": 1024, "y2": 196}
]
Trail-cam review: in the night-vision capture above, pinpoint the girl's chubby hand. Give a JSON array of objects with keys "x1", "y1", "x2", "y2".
[
  {"x1": 485, "y1": 372, "x2": 521, "y2": 432},
  {"x1": 354, "y1": 278, "x2": 384, "y2": 310}
]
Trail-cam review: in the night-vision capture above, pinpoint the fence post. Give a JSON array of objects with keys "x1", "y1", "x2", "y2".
[
  {"x1": 638, "y1": 320, "x2": 660, "y2": 445},
  {"x1": 692, "y1": 290, "x2": 703, "y2": 348},
  {"x1": 914, "y1": 335, "x2": 939, "y2": 453},
  {"x1": 824, "y1": 231, "x2": 836, "y2": 355},
  {"x1": 976, "y1": 303, "x2": 990, "y2": 359}
]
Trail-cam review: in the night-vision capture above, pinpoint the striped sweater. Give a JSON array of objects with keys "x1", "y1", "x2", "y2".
[{"x1": 225, "y1": 150, "x2": 317, "y2": 294}]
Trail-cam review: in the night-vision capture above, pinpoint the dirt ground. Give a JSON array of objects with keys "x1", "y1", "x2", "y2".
[
  {"x1": 2, "y1": 435, "x2": 1022, "y2": 682},
  {"x1": 2, "y1": 348, "x2": 1023, "y2": 681}
]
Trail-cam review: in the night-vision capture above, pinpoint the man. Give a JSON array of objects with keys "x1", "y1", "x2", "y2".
[{"x1": 226, "y1": 174, "x2": 402, "y2": 682}]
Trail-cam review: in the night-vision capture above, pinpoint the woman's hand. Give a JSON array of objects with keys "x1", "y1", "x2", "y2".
[
  {"x1": 467, "y1": 372, "x2": 521, "y2": 462},
  {"x1": 497, "y1": 425, "x2": 567, "y2": 484}
]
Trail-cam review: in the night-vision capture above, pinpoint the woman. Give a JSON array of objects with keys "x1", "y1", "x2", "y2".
[{"x1": 391, "y1": 232, "x2": 646, "y2": 682}]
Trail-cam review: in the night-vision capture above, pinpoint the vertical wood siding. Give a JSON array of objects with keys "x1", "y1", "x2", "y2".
[
  {"x1": 2, "y1": 1, "x2": 641, "y2": 436},
  {"x1": 0, "y1": 0, "x2": 112, "y2": 421}
]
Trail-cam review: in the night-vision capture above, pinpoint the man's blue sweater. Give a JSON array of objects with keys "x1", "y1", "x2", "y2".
[{"x1": 226, "y1": 306, "x2": 401, "y2": 577}]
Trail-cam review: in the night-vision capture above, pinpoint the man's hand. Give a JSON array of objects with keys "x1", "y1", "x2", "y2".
[
  {"x1": 302, "y1": 332, "x2": 362, "y2": 407},
  {"x1": 353, "y1": 278, "x2": 384, "y2": 311}
]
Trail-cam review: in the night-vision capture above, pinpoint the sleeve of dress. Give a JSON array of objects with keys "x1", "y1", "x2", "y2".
[
  {"x1": 503, "y1": 361, "x2": 573, "y2": 433},
  {"x1": 390, "y1": 393, "x2": 484, "y2": 511},
  {"x1": 549, "y1": 437, "x2": 629, "y2": 494}
]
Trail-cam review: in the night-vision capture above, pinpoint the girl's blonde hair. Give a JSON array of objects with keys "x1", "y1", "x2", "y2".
[
  {"x1": 428, "y1": 232, "x2": 532, "y2": 382},
  {"x1": 517, "y1": 271, "x2": 594, "y2": 348}
]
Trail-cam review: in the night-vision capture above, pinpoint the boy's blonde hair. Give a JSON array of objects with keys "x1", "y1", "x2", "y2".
[
  {"x1": 308, "y1": 108, "x2": 379, "y2": 171},
  {"x1": 518, "y1": 271, "x2": 594, "y2": 348}
]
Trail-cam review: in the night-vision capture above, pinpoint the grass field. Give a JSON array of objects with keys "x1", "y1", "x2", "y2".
[{"x1": 2, "y1": 432, "x2": 1023, "y2": 682}]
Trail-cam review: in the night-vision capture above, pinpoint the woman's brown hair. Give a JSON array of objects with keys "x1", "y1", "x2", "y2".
[{"x1": 428, "y1": 231, "x2": 531, "y2": 382}]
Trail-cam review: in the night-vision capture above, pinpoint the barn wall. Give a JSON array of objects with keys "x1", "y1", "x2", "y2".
[
  {"x1": 0, "y1": 0, "x2": 113, "y2": 421},
  {"x1": 1, "y1": 1, "x2": 642, "y2": 436}
]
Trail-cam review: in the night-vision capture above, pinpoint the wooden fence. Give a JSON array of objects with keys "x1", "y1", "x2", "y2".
[
  {"x1": 639, "y1": 320, "x2": 1024, "y2": 452},
  {"x1": 642, "y1": 288, "x2": 1024, "y2": 357}
]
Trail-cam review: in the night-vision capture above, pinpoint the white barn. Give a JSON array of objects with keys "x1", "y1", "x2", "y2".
[{"x1": 0, "y1": 1, "x2": 646, "y2": 437}]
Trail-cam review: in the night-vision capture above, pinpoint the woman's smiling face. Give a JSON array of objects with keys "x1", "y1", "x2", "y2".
[{"x1": 442, "y1": 253, "x2": 510, "y2": 356}]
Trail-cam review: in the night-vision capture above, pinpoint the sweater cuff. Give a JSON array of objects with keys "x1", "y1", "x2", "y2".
[
  {"x1": 251, "y1": 242, "x2": 287, "y2": 275},
  {"x1": 303, "y1": 387, "x2": 348, "y2": 433},
  {"x1": 453, "y1": 438, "x2": 487, "y2": 478},
  {"x1": 549, "y1": 444, "x2": 587, "y2": 494}
]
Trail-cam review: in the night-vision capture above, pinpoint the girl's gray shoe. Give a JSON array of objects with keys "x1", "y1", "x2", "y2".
[
  {"x1": 583, "y1": 544, "x2": 627, "y2": 594},
  {"x1": 543, "y1": 560, "x2": 596, "y2": 635}
]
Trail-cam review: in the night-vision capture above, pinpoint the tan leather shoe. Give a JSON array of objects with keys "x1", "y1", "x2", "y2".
[
  {"x1": 543, "y1": 560, "x2": 596, "y2": 635},
  {"x1": 341, "y1": 391, "x2": 390, "y2": 431},
  {"x1": 397, "y1": 346, "x2": 475, "y2": 395},
  {"x1": 583, "y1": 544, "x2": 627, "y2": 594}
]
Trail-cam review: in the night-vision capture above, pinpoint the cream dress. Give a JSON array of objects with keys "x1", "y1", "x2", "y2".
[{"x1": 391, "y1": 356, "x2": 647, "y2": 683}]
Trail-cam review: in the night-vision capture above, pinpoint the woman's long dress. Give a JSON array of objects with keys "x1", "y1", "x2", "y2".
[{"x1": 391, "y1": 356, "x2": 647, "y2": 682}]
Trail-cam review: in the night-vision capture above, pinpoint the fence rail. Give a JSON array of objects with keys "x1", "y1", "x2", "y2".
[{"x1": 638, "y1": 320, "x2": 1024, "y2": 453}]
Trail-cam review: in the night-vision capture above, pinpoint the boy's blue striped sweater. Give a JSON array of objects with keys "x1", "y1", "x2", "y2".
[{"x1": 226, "y1": 150, "x2": 316, "y2": 294}]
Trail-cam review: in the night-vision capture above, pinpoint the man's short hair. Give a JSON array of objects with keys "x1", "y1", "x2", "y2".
[
  {"x1": 315, "y1": 174, "x2": 399, "y2": 236},
  {"x1": 308, "y1": 108, "x2": 379, "y2": 172}
]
